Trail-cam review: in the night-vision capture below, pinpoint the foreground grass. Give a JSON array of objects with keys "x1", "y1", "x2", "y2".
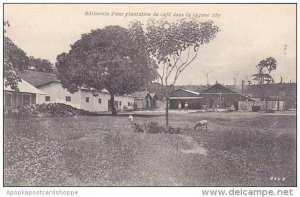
[{"x1": 4, "y1": 112, "x2": 296, "y2": 186}]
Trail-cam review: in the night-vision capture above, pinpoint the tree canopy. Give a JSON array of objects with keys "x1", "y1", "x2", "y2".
[
  {"x1": 252, "y1": 57, "x2": 277, "y2": 84},
  {"x1": 56, "y1": 25, "x2": 158, "y2": 114},
  {"x1": 29, "y1": 57, "x2": 54, "y2": 73},
  {"x1": 4, "y1": 36, "x2": 29, "y2": 90}
]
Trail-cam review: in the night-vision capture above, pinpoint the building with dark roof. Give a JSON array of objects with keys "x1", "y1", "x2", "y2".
[
  {"x1": 18, "y1": 70, "x2": 59, "y2": 87},
  {"x1": 4, "y1": 78, "x2": 46, "y2": 110},
  {"x1": 168, "y1": 83, "x2": 253, "y2": 110},
  {"x1": 131, "y1": 91, "x2": 158, "y2": 109},
  {"x1": 169, "y1": 88, "x2": 203, "y2": 109},
  {"x1": 15, "y1": 70, "x2": 134, "y2": 112},
  {"x1": 199, "y1": 83, "x2": 253, "y2": 110}
]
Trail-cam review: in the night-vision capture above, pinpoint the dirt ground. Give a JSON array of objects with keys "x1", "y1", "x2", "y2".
[{"x1": 4, "y1": 111, "x2": 296, "y2": 186}]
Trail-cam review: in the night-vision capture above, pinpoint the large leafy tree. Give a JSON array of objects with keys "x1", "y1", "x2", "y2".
[
  {"x1": 252, "y1": 57, "x2": 277, "y2": 85},
  {"x1": 29, "y1": 56, "x2": 54, "y2": 73},
  {"x1": 252, "y1": 57, "x2": 277, "y2": 101},
  {"x1": 135, "y1": 19, "x2": 219, "y2": 127},
  {"x1": 4, "y1": 35, "x2": 30, "y2": 90},
  {"x1": 56, "y1": 25, "x2": 157, "y2": 115}
]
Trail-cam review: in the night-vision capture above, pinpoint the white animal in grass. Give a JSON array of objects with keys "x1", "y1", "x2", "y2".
[
  {"x1": 128, "y1": 115, "x2": 134, "y2": 122},
  {"x1": 194, "y1": 120, "x2": 208, "y2": 131},
  {"x1": 128, "y1": 115, "x2": 144, "y2": 133}
]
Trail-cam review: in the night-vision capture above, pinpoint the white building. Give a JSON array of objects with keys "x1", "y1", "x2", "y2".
[
  {"x1": 18, "y1": 70, "x2": 134, "y2": 112},
  {"x1": 4, "y1": 78, "x2": 45, "y2": 110}
]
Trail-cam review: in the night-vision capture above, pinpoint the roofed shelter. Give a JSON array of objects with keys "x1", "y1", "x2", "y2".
[
  {"x1": 132, "y1": 91, "x2": 158, "y2": 109},
  {"x1": 169, "y1": 88, "x2": 203, "y2": 109},
  {"x1": 4, "y1": 78, "x2": 46, "y2": 110},
  {"x1": 199, "y1": 83, "x2": 253, "y2": 110}
]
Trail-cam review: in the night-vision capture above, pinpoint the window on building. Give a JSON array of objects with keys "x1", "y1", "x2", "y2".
[
  {"x1": 45, "y1": 96, "x2": 50, "y2": 101},
  {"x1": 5, "y1": 93, "x2": 12, "y2": 106},
  {"x1": 98, "y1": 98, "x2": 101, "y2": 104},
  {"x1": 22, "y1": 94, "x2": 31, "y2": 105},
  {"x1": 66, "y1": 96, "x2": 71, "y2": 102},
  {"x1": 128, "y1": 102, "x2": 131, "y2": 106},
  {"x1": 32, "y1": 94, "x2": 36, "y2": 104},
  {"x1": 218, "y1": 94, "x2": 224, "y2": 102},
  {"x1": 119, "y1": 101, "x2": 122, "y2": 105},
  {"x1": 86, "y1": 97, "x2": 89, "y2": 102}
]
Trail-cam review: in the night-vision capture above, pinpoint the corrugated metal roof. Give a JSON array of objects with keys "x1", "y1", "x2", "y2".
[
  {"x1": 179, "y1": 88, "x2": 200, "y2": 95},
  {"x1": 171, "y1": 88, "x2": 200, "y2": 96}
]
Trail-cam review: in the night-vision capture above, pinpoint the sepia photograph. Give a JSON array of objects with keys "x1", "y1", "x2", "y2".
[{"x1": 3, "y1": 3, "x2": 297, "y2": 187}]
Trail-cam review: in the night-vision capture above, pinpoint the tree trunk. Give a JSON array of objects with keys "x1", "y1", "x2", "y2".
[
  {"x1": 165, "y1": 95, "x2": 169, "y2": 128},
  {"x1": 110, "y1": 92, "x2": 117, "y2": 115}
]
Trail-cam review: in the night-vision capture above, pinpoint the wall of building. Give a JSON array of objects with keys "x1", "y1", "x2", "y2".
[
  {"x1": 133, "y1": 95, "x2": 155, "y2": 109},
  {"x1": 134, "y1": 98, "x2": 144, "y2": 109},
  {"x1": 169, "y1": 99, "x2": 202, "y2": 109},
  {"x1": 38, "y1": 82, "x2": 82, "y2": 109},
  {"x1": 80, "y1": 90, "x2": 111, "y2": 112},
  {"x1": 200, "y1": 93, "x2": 249, "y2": 109},
  {"x1": 169, "y1": 89, "x2": 202, "y2": 109},
  {"x1": 38, "y1": 82, "x2": 134, "y2": 112},
  {"x1": 4, "y1": 91, "x2": 43, "y2": 110},
  {"x1": 115, "y1": 95, "x2": 134, "y2": 111},
  {"x1": 150, "y1": 97, "x2": 157, "y2": 109}
]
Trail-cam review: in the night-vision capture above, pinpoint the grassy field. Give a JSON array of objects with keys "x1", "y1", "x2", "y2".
[{"x1": 4, "y1": 111, "x2": 296, "y2": 186}]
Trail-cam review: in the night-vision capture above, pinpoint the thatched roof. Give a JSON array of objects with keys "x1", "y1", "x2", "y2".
[{"x1": 18, "y1": 70, "x2": 59, "y2": 87}]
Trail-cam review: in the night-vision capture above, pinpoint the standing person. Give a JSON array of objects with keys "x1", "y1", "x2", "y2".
[
  {"x1": 184, "y1": 101, "x2": 189, "y2": 111},
  {"x1": 178, "y1": 102, "x2": 182, "y2": 112}
]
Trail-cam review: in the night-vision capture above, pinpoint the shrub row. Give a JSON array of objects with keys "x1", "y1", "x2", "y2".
[
  {"x1": 4, "y1": 103, "x2": 91, "y2": 118},
  {"x1": 146, "y1": 121, "x2": 181, "y2": 134}
]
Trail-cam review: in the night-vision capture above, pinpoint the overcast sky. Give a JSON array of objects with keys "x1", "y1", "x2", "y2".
[{"x1": 4, "y1": 4, "x2": 296, "y2": 85}]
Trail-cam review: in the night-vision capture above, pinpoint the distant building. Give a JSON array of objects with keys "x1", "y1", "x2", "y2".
[
  {"x1": 199, "y1": 83, "x2": 252, "y2": 110},
  {"x1": 169, "y1": 88, "x2": 202, "y2": 109},
  {"x1": 169, "y1": 83, "x2": 252, "y2": 110},
  {"x1": 131, "y1": 91, "x2": 158, "y2": 109},
  {"x1": 244, "y1": 83, "x2": 296, "y2": 109},
  {"x1": 4, "y1": 78, "x2": 45, "y2": 110},
  {"x1": 17, "y1": 70, "x2": 134, "y2": 112}
]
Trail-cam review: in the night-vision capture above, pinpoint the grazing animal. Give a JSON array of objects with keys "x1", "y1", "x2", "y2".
[
  {"x1": 128, "y1": 115, "x2": 144, "y2": 133},
  {"x1": 194, "y1": 120, "x2": 208, "y2": 131},
  {"x1": 128, "y1": 115, "x2": 134, "y2": 122}
]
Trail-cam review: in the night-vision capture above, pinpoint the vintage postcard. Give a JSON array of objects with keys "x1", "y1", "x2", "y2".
[{"x1": 3, "y1": 3, "x2": 296, "y2": 189}]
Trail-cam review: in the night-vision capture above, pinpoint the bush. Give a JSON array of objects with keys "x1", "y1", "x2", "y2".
[
  {"x1": 145, "y1": 121, "x2": 181, "y2": 134},
  {"x1": 146, "y1": 121, "x2": 165, "y2": 134},
  {"x1": 4, "y1": 103, "x2": 91, "y2": 118},
  {"x1": 167, "y1": 126, "x2": 181, "y2": 134}
]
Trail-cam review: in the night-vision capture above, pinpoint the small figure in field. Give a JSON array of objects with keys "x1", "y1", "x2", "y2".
[
  {"x1": 128, "y1": 115, "x2": 144, "y2": 133},
  {"x1": 178, "y1": 102, "x2": 182, "y2": 112},
  {"x1": 194, "y1": 120, "x2": 208, "y2": 132},
  {"x1": 184, "y1": 101, "x2": 189, "y2": 111}
]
